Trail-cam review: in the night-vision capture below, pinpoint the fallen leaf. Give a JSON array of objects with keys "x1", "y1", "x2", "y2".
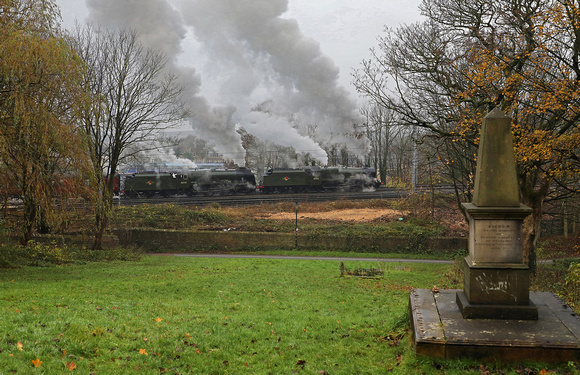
[
  {"x1": 66, "y1": 361, "x2": 77, "y2": 371},
  {"x1": 16, "y1": 342, "x2": 23, "y2": 351},
  {"x1": 396, "y1": 353, "x2": 403, "y2": 364},
  {"x1": 480, "y1": 364, "x2": 491, "y2": 375},
  {"x1": 296, "y1": 359, "x2": 307, "y2": 368},
  {"x1": 31, "y1": 358, "x2": 42, "y2": 368},
  {"x1": 155, "y1": 317, "x2": 163, "y2": 322},
  {"x1": 139, "y1": 349, "x2": 148, "y2": 355}
]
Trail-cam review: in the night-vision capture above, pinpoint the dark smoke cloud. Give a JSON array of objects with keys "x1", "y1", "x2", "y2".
[{"x1": 85, "y1": 0, "x2": 368, "y2": 165}]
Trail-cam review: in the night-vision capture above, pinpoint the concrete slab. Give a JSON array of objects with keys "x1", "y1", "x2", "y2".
[{"x1": 410, "y1": 289, "x2": 580, "y2": 362}]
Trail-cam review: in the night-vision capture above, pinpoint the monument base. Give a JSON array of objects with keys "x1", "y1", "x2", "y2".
[
  {"x1": 456, "y1": 290, "x2": 538, "y2": 320},
  {"x1": 410, "y1": 289, "x2": 580, "y2": 362},
  {"x1": 460, "y1": 258, "x2": 538, "y2": 319},
  {"x1": 462, "y1": 257, "x2": 533, "y2": 307}
]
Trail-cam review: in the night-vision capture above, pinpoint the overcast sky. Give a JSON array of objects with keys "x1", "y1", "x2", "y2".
[
  {"x1": 53, "y1": 0, "x2": 424, "y2": 164},
  {"x1": 56, "y1": 0, "x2": 423, "y2": 100}
]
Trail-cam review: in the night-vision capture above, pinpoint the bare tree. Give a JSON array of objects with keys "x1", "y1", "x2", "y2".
[
  {"x1": 353, "y1": 0, "x2": 580, "y2": 271},
  {"x1": 70, "y1": 25, "x2": 189, "y2": 249},
  {"x1": 173, "y1": 135, "x2": 216, "y2": 163},
  {"x1": 360, "y1": 104, "x2": 402, "y2": 184}
]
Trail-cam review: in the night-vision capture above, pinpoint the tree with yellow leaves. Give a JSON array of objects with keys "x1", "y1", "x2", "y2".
[
  {"x1": 0, "y1": 0, "x2": 89, "y2": 243},
  {"x1": 354, "y1": 0, "x2": 580, "y2": 271}
]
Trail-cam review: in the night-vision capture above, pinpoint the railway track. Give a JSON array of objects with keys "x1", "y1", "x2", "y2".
[
  {"x1": 5, "y1": 185, "x2": 454, "y2": 210},
  {"x1": 114, "y1": 187, "x2": 445, "y2": 207}
]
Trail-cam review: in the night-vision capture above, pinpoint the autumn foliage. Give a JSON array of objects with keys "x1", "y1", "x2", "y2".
[
  {"x1": 354, "y1": 0, "x2": 580, "y2": 267},
  {"x1": 0, "y1": 0, "x2": 89, "y2": 243}
]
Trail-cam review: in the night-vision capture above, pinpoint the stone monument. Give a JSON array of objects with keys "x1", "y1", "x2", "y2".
[
  {"x1": 409, "y1": 108, "x2": 580, "y2": 362},
  {"x1": 455, "y1": 107, "x2": 537, "y2": 320}
]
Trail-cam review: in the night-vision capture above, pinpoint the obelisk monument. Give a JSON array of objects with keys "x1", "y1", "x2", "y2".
[{"x1": 456, "y1": 107, "x2": 537, "y2": 319}]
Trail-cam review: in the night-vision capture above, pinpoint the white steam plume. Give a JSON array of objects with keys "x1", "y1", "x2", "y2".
[
  {"x1": 85, "y1": 0, "x2": 246, "y2": 164},
  {"x1": 179, "y1": 0, "x2": 368, "y2": 157},
  {"x1": 244, "y1": 111, "x2": 328, "y2": 164},
  {"x1": 85, "y1": 0, "x2": 367, "y2": 165}
]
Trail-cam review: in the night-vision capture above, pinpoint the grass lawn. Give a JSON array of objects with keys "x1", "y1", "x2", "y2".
[{"x1": 1, "y1": 256, "x2": 576, "y2": 374}]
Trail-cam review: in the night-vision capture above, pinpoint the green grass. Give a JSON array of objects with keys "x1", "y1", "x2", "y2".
[
  {"x1": 0, "y1": 256, "x2": 575, "y2": 374},
  {"x1": 214, "y1": 248, "x2": 464, "y2": 261}
]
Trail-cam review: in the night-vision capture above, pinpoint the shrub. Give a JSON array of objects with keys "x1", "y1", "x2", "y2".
[
  {"x1": 24, "y1": 241, "x2": 69, "y2": 266},
  {"x1": 111, "y1": 204, "x2": 228, "y2": 229},
  {"x1": 565, "y1": 262, "x2": 580, "y2": 309},
  {"x1": 183, "y1": 209, "x2": 226, "y2": 225},
  {"x1": 0, "y1": 241, "x2": 143, "y2": 268}
]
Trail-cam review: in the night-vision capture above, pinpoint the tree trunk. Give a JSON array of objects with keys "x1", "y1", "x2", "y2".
[
  {"x1": 37, "y1": 206, "x2": 51, "y2": 234},
  {"x1": 522, "y1": 201, "x2": 543, "y2": 275},
  {"x1": 22, "y1": 198, "x2": 36, "y2": 246},
  {"x1": 93, "y1": 206, "x2": 105, "y2": 250},
  {"x1": 92, "y1": 176, "x2": 114, "y2": 250},
  {"x1": 520, "y1": 174, "x2": 551, "y2": 275}
]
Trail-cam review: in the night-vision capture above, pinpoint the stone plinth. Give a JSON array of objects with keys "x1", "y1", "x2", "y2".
[
  {"x1": 410, "y1": 289, "x2": 580, "y2": 362},
  {"x1": 461, "y1": 258, "x2": 531, "y2": 305},
  {"x1": 458, "y1": 202, "x2": 537, "y2": 319}
]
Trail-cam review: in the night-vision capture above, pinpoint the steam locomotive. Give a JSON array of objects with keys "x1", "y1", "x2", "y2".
[
  {"x1": 122, "y1": 168, "x2": 256, "y2": 197},
  {"x1": 259, "y1": 166, "x2": 380, "y2": 193},
  {"x1": 120, "y1": 166, "x2": 380, "y2": 197}
]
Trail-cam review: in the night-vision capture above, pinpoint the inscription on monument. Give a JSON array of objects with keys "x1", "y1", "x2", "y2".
[
  {"x1": 480, "y1": 223, "x2": 516, "y2": 251},
  {"x1": 470, "y1": 220, "x2": 523, "y2": 263}
]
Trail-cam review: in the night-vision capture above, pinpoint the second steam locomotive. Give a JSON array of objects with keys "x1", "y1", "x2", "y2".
[{"x1": 121, "y1": 166, "x2": 380, "y2": 197}]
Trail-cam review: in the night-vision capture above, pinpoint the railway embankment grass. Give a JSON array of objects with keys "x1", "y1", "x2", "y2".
[
  {"x1": 1, "y1": 256, "x2": 578, "y2": 374},
  {"x1": 107, "y1": 197, "x2": 468, "y2": 256},
  {"x1": 4, "y1": 194, "x2": 578, "y2": 264}
]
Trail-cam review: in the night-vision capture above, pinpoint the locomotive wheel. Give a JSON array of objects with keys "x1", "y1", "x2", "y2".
[{"x1": 126, "y1": 191, "x2": 138, "y2": 199}]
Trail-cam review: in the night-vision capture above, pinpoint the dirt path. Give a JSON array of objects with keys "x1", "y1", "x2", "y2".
[
  {"x1": 158, "y1": 253, "x2": 453, "y2": 264},
  {"x1": 265, "y1": 208, "x2": 406, "y2": 222}
]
